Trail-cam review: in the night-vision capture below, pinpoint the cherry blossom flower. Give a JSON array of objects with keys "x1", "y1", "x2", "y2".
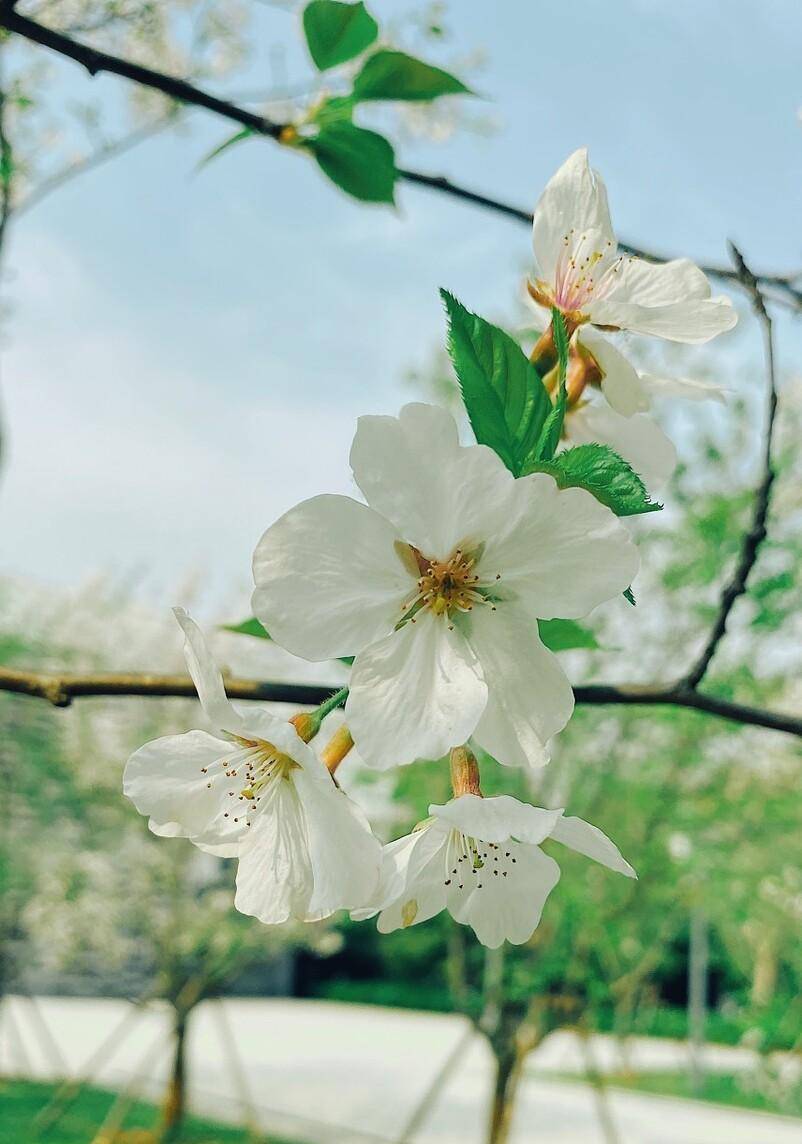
[
  {"x1": 528, "y1": 148, "x2": 737, "y2": 364},
  {"x1": 252, "y1": 403, "x2": 638, "y2": 771},
  {"x1": 526, "y1": 291, "x2": 728, "y2": 489},
  {"x1": 357, "y1": 794, "x2": 635, "y2": 949},
  {"x1": 123, "y1": 609, "x2": 381, "y2": 925}
]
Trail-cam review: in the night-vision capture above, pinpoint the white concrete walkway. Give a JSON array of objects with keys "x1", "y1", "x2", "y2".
[{"x1": 1, "y1": 995, "x2": 799, "y2": 1144}]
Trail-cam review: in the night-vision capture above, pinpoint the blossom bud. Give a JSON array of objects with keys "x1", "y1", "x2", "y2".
[
  {"x1": 320, "y1": 725, "x2": 354, "y2": 774},
  {"x1": 449, "y1": 745, "x2": 482, "y2": 797},
  {"x1": 290, "y1": 711, "x2": 320, "y2": 743}
]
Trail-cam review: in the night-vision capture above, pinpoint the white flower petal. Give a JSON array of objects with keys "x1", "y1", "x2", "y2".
[
  {"x1": 639, "y1": 372, "x2": 728, "y2": 404},
  {"x1": 532, "y1": 149, "x2": 616, "y2": 283},
  {"x1": 234, "y1": 783, "x2": 318, "y2": 924},
  {"x1": 449, "y1": 842, "x2": 561, "y2": 948},
  {"x1": 124, "y1": 730, "x2": 247, "y2": 849},
  {"x1": 600, "y1": 256, "x2": 713, "y2": 306},
  {"x1": 350, "y1": 403, "x2": 513, "y2": 556},
  {"x1": 295, "y1": 768, "x2": 382, "y2": 914},
  {"x1": 564, "y1": 402, "x2": 677, "y2": 491},
  {"x1": 430, "y1": 794, "x2": 563, "y2": 845},
  {"x1": 478, "y1": 473, "x2": 639, "y2": 619},
  {"x1": 252, "y1": 493, "x2": 411, "y2": 662},
  {"x1": 579, "y1": 327, "x2": 650, "y2": 416},
  {"x1": 173, "y1": 608, "x2": 242, "y2": 732},
  {"x1": 549, "y1": 815, "x2": 636, "y2": 878},
  {"x1": 376, "y1": 827, "x2": 450, "y2": 933},
  {"x1": 588, "y1": 258, "x2": 737, "y2": 343},
  {"x1": 346, "y1": 609, "x2": 487, "y2": 769},
  {"x1": 589, "y1": 297, "x2": 737, "y2": 343},
  {"x1": 467, "y1": 605, "x2": 574, "y2": 769},
  {"x1": 148, "y1": 816, "x2": 241, "y2": 857},
  {"x1": 351, "y1": 831, "x2": 423, "y2": 920}
]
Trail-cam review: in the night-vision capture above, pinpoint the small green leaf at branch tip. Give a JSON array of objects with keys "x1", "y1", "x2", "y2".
[
  {"x1": 353, "y1": 50, "x2": 471, "y2": 102},
  {"x1": 538, "y1": 618, "x2": 601, "y2": 653},
  {"x1": 196, "y1": 128, "x2": 253, "y2": 172},
  {"x1": 623, "y1": 587, "x2": 637, "y2": 607},
  {"x1": 303, "y1": 1, "x2": 379, "y2": 71},
  {"x1": 440, "y1": 289, "x2": 551, "y2": 477},
  {"x1": 306, "y1": 122, "x2": 397, "y2": 203},
  {"x1": 531, "y1": 443, "x2": 663, "y2": 518}
]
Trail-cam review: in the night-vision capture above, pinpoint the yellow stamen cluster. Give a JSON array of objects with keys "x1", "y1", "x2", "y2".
[
  {"x1": 199, "y1": 735, "x2": 299, "y2": 828},
  {"x1": 400, "y1": 544, "x2": 499, "y2": 627}
]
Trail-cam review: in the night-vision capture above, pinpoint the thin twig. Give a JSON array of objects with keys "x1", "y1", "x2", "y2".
[
  {"x1": 0, "y1": 666, "x2": 800, "y2": 737},
  {"x1": 0, "y1": 4, "x2": 284, "y2": 140},
  {"x1": 3, "y1": 5, "x2": 802, "y2": 308},
  {"x1": 682, "y1": 244, "x2": 778, "y2": 690}
]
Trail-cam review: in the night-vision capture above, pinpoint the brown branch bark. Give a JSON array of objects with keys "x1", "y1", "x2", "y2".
[
  {"x1": 2, "y1": 5, "x2": 801, "y2": 308},
  {"x1": 0, "y1": 665, "x2": 799, "y2": 737}
]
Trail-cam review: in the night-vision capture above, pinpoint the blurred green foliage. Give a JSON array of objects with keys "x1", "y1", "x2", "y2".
[{"x1": 0, "y1": 1080, "x2": 296, "y2": 1143}]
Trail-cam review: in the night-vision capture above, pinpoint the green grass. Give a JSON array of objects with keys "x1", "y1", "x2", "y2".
[
  {"x1": 592, "y1": 1071, "x2": 802, "y2": 1118},
  {"x1": 0, "y1": 1079, "x2": 298, "y2": 1143}
]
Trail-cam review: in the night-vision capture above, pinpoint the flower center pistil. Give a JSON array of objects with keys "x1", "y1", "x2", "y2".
[
  {"x1": 198, "y1": 736, "x2": 299, "y2": 828},
  {"x1": 442, "y1": 830, "x2": 517, "y2": 891},
  {"x1": 397, "y1": 543, "x2": 500, "y2": 627}
]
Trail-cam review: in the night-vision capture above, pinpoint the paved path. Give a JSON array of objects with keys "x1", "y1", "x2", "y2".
[{"x1": 1, "y1": 995, "x2": 799, "y2": 1143}]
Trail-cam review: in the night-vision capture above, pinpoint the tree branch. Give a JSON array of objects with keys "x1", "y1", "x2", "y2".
[
  {"x1": 0, "y1": 665, "x2": 334, "y2": 708},
  {"x1": 2, "y1": 5, "x2": 801, "y2": 309},
  {"x1": 0, "y1": 8, "x2": 797, "y2": 742},
  {"x1": 682, "y1": 245, "x2": 778, "y2": 690},
  {"x1": 0, "y1": 666, "x2": 799, "y2": 738},
  {"x1": 0, "y1": 4, "x2": 284, "y2": 140}
]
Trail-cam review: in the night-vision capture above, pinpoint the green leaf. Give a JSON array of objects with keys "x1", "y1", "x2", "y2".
[
  {"x1": 538, "y1": 618, "x2": 601, "y2": 653},
  {"x1": 223, "y1": 616, "x2": 269, "y2": 639},
  {"x1": 440, "y1": 290, "x2": 551, "y2": 476},
  {"x1": 623, "y1": 587, "x2": 637, "y2": 606},
  {"x1": 195, "y1": 128, "x2": 252, "y2": 171},
  {"x1": 353, "y1": 49, "x2": 470, "y2": 102},
  {"x1": 302, "y1": 1, "x2": 379, "y2": 71},
  {"x1": 533, "y1": 443, "x2": 663, "y2": 518},
  {"x1": 525, "y1": 308, "x2": 569, "y2": 465},
  {"x1": 306, "y1": 123, "x2": 396, "y2": 203},
  {"x1": 310, "y1": 94, "x2": 356, "y2": 127}
]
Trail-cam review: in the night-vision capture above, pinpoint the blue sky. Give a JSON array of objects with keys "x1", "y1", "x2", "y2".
[{"x1": 2, "y1": 0, "x2": 800, "y2": 617}]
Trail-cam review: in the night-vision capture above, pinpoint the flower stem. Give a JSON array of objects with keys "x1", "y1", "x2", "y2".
[{"x1": 290, "y1": 686, "x2": 349, "y2": 743}]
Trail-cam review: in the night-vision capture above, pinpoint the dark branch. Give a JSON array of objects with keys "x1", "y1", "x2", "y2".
[
  {"x1": 3, "y1": 6, "x2": 802, "y2": 307},
  {"x1": 0, "y1": 5, "x2": 284, "y2": 140},
  {"x1": 1, "y1": 666, "x2": 800, "y2": 738},
  {"x1": 0, "y1": 665, "x2": 332, "y2": 708},
  {"x1": 573, "y1": 684, "x2": 802, "y2": 739},
  {"x1": 682, "y1": 244, "x2": 778, "y2": 690}
]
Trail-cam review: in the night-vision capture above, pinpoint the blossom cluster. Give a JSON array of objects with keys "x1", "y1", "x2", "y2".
[{"x1": 125, "y1": 151, "x2": 735, "y2": 948}]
